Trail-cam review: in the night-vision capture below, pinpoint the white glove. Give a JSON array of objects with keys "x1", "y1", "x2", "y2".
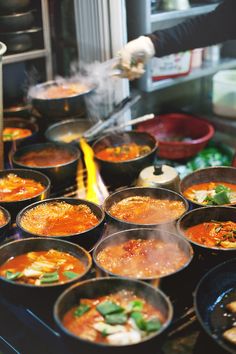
[{"x1": 118, "y1": 36, "x2": 155, "y2": 79}]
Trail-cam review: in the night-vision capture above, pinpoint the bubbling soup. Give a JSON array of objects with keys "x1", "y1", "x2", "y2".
[
  {"x1": 108, "y1": 196, "x2": 186, "y2": 224},
  {"x1": 16, "y1": 147, "x2": 76, "y2": 167},
  {"x1": 62, "y1": 290, "x2": 165, "y2": 345},
  {"x1": 0, "y1": 249, "x2": 86, "y2": 285},
  {"x1": 95, "y1": 143, "x2": 152, "y2": 162},
  {"x1": 20, "y1": 201, "x2": 99, "y2": 236},
  {"x1": 0, "y1": 174, "x2": 45, "y2": 202},
  {"x1": 96, "y1": 238, "x2": 189, "y2": 278},
  {"x1": 36, "y1": 82, "x2": 89, "y2": 99}
]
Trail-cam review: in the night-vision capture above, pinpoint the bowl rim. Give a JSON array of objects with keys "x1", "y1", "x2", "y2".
[
  {"x1": 0, "y1": 205, "x2": 11, "y2": 228},
  {"x1": 0, "y1": 168, "x2": 51, "y2": 204},
  {"x1": 0, "y1": 237, "x2": 92, "y2": 288},
  {"x1": 3, "y1": 117, "x2": 39, "y2": 142},
  {"x1": 53, "y1": 276, "x2": 174, "y2": 348},
  {"x1": 137, "y1": 113, "x2": 215, "y2": 146},
  {"x1": 93, "y1": 227, "x2": 193, "y2": 281},
  {"x1": 12, "y1": 141, "x2": 81, "y2": 169},
  {"x1": 16, "y1": 197, "x2": 106, "y2": 238},
  {"x1": 92, "y1": 130, "x2": 158, "y2": 164},
  {"x1": 103, "y1": 186, "x2": 189, "y2": 226},
  {"x1": 177, "y1": 205, "x2": 236, "y2": 252},
  {"x1": 0, "y1": 9, "x2": 35, "y2": 19},
  {"x1": 29, "y1": 80, "x2": 96, "y2": 102},
  {"x1": 180, "y1": 166, "x2": 236, "y2": 207}
]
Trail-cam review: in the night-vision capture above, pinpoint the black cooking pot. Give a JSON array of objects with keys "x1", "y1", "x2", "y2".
[
  {"x1": 180, "y1": 166, "x2": 236, "y2": 208},
  {"x1": 29, "y1": 80, "x2": 96, "y2": 119},
  {"x1": 93, "y1": 228, "x2": 193, "y2": 296},
  {"x1": 54, "y1": 277, "x2": 173, "y2": 354},
  {"x1": 194, "y1": 258, "x2": 236, "y2": 354},
  {"x1": 0, "y1": 10, "x2": 35, "y2": 32},
  {"x1": 103, "y1": 186, "x2": 188, "y2": 232},
  {"x1": 0, "y1": 206, "x2": 11, "y2": 243},
  {"x1": 0, "y1": 169, "x2": 50, "y2": 220},
  {"x1": 177, "y1": 206, "x2": 236, "y2": 272},
  {"x1": 92, "y1": 131, "x2": 158, "y2": 189},
  {"x1": 0, "y1": 27, "x2": 42, "y2": 54},
  {"x1": 3, "y1": 117, "x2": 38, "y2": 168},
  {"x1": 16, "y1": 197, "x2": 105, "y2": 251},
  {"x1": 0, "y1": 238, "x2": 92, "y2": 321},
  {"x1": 0, "y1": 0, "x2": 30, "y2": 14},
  {"x1": 45, "y1": 118, "x2": 93, "y2": 144},
  {"x1": 12, "y1": 142, "x2": 81, "y2": 192}
]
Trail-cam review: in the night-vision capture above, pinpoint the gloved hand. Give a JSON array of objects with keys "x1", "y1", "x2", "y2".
[{"x1": 118, "y1": 36, "x2": 155, "y2": 80}]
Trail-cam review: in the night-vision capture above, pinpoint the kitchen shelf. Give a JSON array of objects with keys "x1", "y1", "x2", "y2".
[
  {"x1": 2, "y1": 0, "x2": 53, "y2": 80},
  {"x1": 151, "y1": 3, "x2": 217, "y2": 22},
  {"x1": 145, "y1": 58, "x2": 236, "y2": 92}
]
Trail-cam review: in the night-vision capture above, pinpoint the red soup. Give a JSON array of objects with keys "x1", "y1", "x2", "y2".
[
  {"x1": 0, "y1": 249, "x2": 85, "y2": 285},
  {"x1": 63, "y1": 290, "x2": 165, "y2": 345},
  {"x1": 95, "y1": 143, "x2": 151, "y2": 162},
  {"x1": 20, "y1": 201, "x2": 99, "y2": 236}
]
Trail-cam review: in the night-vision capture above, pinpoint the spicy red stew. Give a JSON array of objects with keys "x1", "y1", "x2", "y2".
[
  {"x1": 63, "y1": 290, "x2": 165, "y2": 345},
  {"x1": 3, "y1": 127, "x2": 32, "y2": 141},
  {"x1": 0, "y1": 249, "x2": 85, "y2": 285},
  {"x1": 96, "y1": 238, "x2": 189, "y2": 278},
  {"x1": 0, "y1": 174, "x2": 45, "y2": 202},
  {"x1": 108, "y1": 196, "x2": 186, "y2": 224},
  {"x1": 183, "y1": 182, "x2": 236, "y2": 205},
  {"x1": 37, "y1": 83, "x2": 88, "y2": 99},
  {"x1": 17, "y1": 147, "x2": 76, "y2": 167},
  {"x1": 186, "y1": 221, "x2": 236, "y2": 248},
  {"x1": 20, "y1": 201, "x2": 99, "y2": 236},
  {"x1": 95, "y1": 143, "x2": 151, "y2": 162}
]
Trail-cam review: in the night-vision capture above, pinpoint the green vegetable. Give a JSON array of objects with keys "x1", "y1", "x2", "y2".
[
  {"x1": 215, "y1": 184, "x2": 230, "y2": 194},
  {"x1": 96, "y1": 301, "x2": 124, "y2": 316},
  {"x1": 5, "y1": 271, "x2": 22, "y2": 280},
  {"x1": 63, "y1": 271, "x2": 79, "y2": 279},
  {"x1": 40, "y1": 271, "x2": 59, "y2": 284},
  {"x1": 128, "y1": 300, "x2": 143, "y2": 312},
  {"x1": 130, "y1": 311, "x2": 146, "y2": 331},
  {"x1": 145, "y1": 318, "x2": 162, "y2": 332},
  {"x1": 212, "y1": 190, "x2": 230, "y2": 205},
  {"x1": 105, "y1": 313, "x2": 128, "y2": 325},
  {"x1": 74, "y1": 304, "x2": 90, "y2": 317}
]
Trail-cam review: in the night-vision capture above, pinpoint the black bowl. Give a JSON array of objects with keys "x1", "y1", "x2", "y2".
[
  {"x1": 28, "y1": 80, "x2": 96, "y2": 118},
  {"x1": 93, "y1": 228, "x2": 193, "y2": 293},
  {"x1": 0, "y1": 206, "x2": 11, "y2": 242},
  {"x1": 180, "y1": 166, "x2": 236, "y2": 208},
  {"x1": 54, "y1": 277, "x2": 173, "y2": 354},
  {"x1": 3, "y1": 117, "x2": 38, "y2": 167},
  {"x1": 92, "y1": 131, "x2": 158, "y2": 189},
  {"x1": 16, "y1": 198, "x2": 105, "y2": 251},
  {"x1": 45, "y1": 118, "x2": 93, "y2": 144},
  {"x1": 0, "y1": 0, "x2": 30, "y2": 14},
  {"x1": 0, "y1": 10, "x2": 35, "y2": 32},
  {"x1": 103, "y1": 186, "x2": 188, "y2": 231},
  {"x1": 12, "y1": 142, "x2": 81, "y2": 192},
  {"x1": 0, "y1": 27, "x2": 42, "y2": 54},
  {"x1": 0, "y1": 169, "x2": 50, "y2": 220},
  {"x1": 177, "y1": 206, "x2": 236, "y2": 271},
  {"x1": 0, "y1": 238, "x2": 92, "y2": 317}
]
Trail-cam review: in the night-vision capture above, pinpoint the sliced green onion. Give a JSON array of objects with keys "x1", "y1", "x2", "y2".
[
  {"x1": 40, "y1": 271, "x2": 59, "y2": 284},
  {"x1": 145, "y1": 318, "x2": 162, "y2": 332},
  {"x1": 105, "y1": 312, "x2": 128, "y2": 325},
  {"x1": 5, "y1": 271, "x2": 22, "y2": 280},
  {"x1": 74, "y1": 304, "x2": 90, "y2": 317},
  {"x1": 63, "y1": 271, "x2": 79, "y2": 279},
  {"x1": 96, "y1": 301, "x2": 124, "y2": 316}
]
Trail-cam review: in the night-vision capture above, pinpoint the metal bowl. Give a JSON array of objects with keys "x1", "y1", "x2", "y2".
[
  {"x1": 0, "y1": 169, "x2": 50, "y2": 220},
  {"x1": 54, "y1": 277, "x2": 173, "y2": 354},
  {"x1": 0, "y1": 27, "x2": 42, "y2": 54},
  {"x1": 92, "y1": 131, "x2": 158, "y2": 189},
  {"x1": 29, "y1": 80, "x2": 96, "y2": 118},
  {"x1": 0, "y1": 10, "x2": 35, "y2": 32},
  {"x1": 0, "y1": 0, "x2": 30, "y2": 14},
  {"x1": 16, "y1": 197, "x2": 105, "y2": 251},
  {"x1": 12, "y1": 142, "x2": 81, "y2": 192}
]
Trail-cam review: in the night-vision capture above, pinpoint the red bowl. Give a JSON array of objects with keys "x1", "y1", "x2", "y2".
[{"x1": 137, "y1": 113, "x2": 215, "y2": 160}]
